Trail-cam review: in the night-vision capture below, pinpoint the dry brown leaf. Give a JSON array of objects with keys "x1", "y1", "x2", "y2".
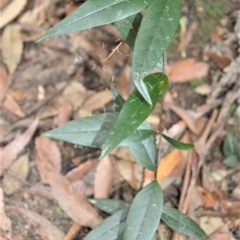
[
  {"x1": 53, "y1": 99, "x2": 73, "y2": 127},
  {"x1": 19, "y1": 5, "x2": 43, "y2": 25},
  {"x1": 82, "y1": 90, "x2": 113, "y2": 111},
  {"x1": 0, "y1": 65, "x2": 9, "y2": 104},
  {"x1": 200, "y1": 216, "x2": 229, "y2": 236},
  {"x1": 0, "y1": 0, "x2": 28, "y2": 28},
  {"x1": 2, "y1": 153, "x2": 29, "y2": 195},
  {"x1": 94, "y1": 156, "x2": 113, "y2": 198},
  {"x1": 210, "y1": 232, "x2": 232, "y2": 240},
  {"x1": 65, "y1": 160, "x2": 97, "y2": 183},
  {"x1": 2, "y1": 93, "x2": 25, "y2": 118},
  {"x1": 48, "y1": 172, "x2": 102, "y2": 228},
  {"x1": 204, "y1": 51, "x2": 231, "y2": 69},
  {"x1": 157, "y1": 149, "x2": 182, "y2": 184},
  {"x1": 60, "y1": 81, "x2": 87, "y2": 111},
  {"x1": 2, "y1": 24, "x2": 23, "y2": 74},
  {"x1": 112, "y1": 147, "x2": 143, "y2": 190},
  {"x1": 0, "y1": 118, "x2": 38, "y2": 176},
  {"x1": 35, "y1": 137, "x2": 61, "y2": 184},
  {"x1": 116, "y1": 160, "x2": 143, "y2": 190},
  {"x1": 197, "y1": 186, "x2": 219, "y2": 208},
  {"x1": 35, "y1": 140, "x2": 102, "y2": 228},
  {"x1": 8, "y1": 206, "x2": 64, "y2": 240},
  {"x1": 167, "y1": 58, "x2": 209, "y2": 83},
  {"x1": 0, "y1": 188, "x2": 12, "y2": 239}
]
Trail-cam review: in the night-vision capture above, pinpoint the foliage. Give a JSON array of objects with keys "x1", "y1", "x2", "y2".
[
  {"x1": 222, "y1": 133, "x2": 240, "y2": 167},
  {"x1": 37, "y1": 0, "x2": 207, "y2": 239}
]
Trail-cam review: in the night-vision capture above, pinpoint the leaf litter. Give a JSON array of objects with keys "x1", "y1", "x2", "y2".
[{"x1": 1, "y1": 1, "x2": 240, "y2": 239}]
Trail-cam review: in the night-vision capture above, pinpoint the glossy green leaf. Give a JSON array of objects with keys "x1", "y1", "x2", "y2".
[
  {"x1": 36, "y1": 0, "x2": 153, "y2": 42},
  {"x1": 111, "y1": 86, "x2": 125, "y2": 112},
  {"x1": 123, "y1": 181, "x2": 163, "y2": 240},
  {"x1": 115, "y1": 14, "x2": 166, "y2": 71},
  {"x1": 162, "y1": 134, "x2": 194, "y2": 150},
  {"x1": 162, "y1": 206, "x2": 208, "y2": 239},
  {"x1": 115, "y1": 13, "x2": 142, "y2": 50},
  {"x1": 88, "y1": 199, "x2": 129, "y2": 214},
  {"x1": 223, "y1": 133, "x2": 240, "y2": 156},
  {"x1": 129, "y1": 134, "x2": 156, "y2": 171},
  {"x1": 100, "y1": 73, "x2": 169, "y2": 159},
  {"x1": 84, "y1": 208, "x2": 129, "y2": 240},
  {"x1": 42, "y1": 112, "x2": 152, "y2": 148},
  {"x1": 132, "y1": 0, "x2": 181, "y2": 104},
  {"x1": 223, "y1": 155, "x2": 240, "y2": 168}
]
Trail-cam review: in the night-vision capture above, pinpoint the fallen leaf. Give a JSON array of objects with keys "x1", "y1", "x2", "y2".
[
  {"x1": 167, "y1": 58, "x2": 209, "y2": 83},
  {"x1": 19, "y1": 5, "x2": 43, "y2": 25},
  {"x1": 53, "y1": 99, "x2": 73, "y2": 127},
  {"x1": 94, "y1": 156, "x2": 113, "y2": 198},
  {"x1": 82, "y1": 90, "x2": 113, "y2": 111},
  {"x1": 204, "y1": 51, "x2": 231, "y2": 69},
  {"x1": 2, "y1": 93, "x2": 25, "y2": 118},
  {"x1": 157, "y1": 149, "x2": 182, "y2": 184},
  {"x1": 48, "y1": 172, "x2": 102, "y2": 228},
  {"x1": 0, "y1": 188, "x2": 12, "y2": 239},
  {"x1": 8, "y1": 206, "x2": 64, "y2": 240},
  {"x1": 178, "y1": 21, "x2": 198, "y2": 52},
  {"x1": 210, "y1": 232, "x2": 232, "y2": 240},
  {"x1": 2, "y1": 24, "x2": 23, "y2": 74},
  {"x1": 194, "y1": 83, "x2": 211, "y2": 95},
  {"x1": 60, "y1": 81, "x2": 87, "y2": 111},
  {"x1": 2, "y1": 153, "x2": 29, "y2": 195},
  {"x1": 35, "y1": 139, "x2": 102, "y2": 228},
  {"x1": 65, "y1": 160, "x2": 96, "y2": 197},
  {"x1": 65, "y1": 160, "x2": 97, "y2": 183},
  {"x1": 0, "y1": 65, "x2": 9, "y2": 104},
  {"x1": 112, "y1": 147, "x2": 143, "y2": 190},
  {"x1": 200, "y1": 216, "x2": 229, "y2": 235},
  {"x1": 197, "y1": 186, "x2": 219, "y2": 208},
  {"x1": 0, "y1": 118, "x2": 38, "y2": 176},
  {"x1": 0, "y1": 0, "x2": 28, "y2": 28},
  {"x1": 35, "y1": 137, "x2": 61, "y2": 184}
]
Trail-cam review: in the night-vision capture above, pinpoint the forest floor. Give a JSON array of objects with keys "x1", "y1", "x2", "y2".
[{"x1": 0, "y1": 0, "x2": 240, "y2": 239}]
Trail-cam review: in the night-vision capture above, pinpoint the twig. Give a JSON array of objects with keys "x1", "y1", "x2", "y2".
[
  {"x1": 64, "y1": 222, "x2": 82, "y2": 240},
  {"x1": 101, "y1": 42, "x2": 122, "y2": 62}
]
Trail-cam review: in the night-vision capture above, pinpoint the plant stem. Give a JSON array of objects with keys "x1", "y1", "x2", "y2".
[
  {"x1": 154, "y1": 52, "x2": 166, "y2": 180},
  {"x1": 154, "y1": 97, "x2": 164, "y2": 179}
]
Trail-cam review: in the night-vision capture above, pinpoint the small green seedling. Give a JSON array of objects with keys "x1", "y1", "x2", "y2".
[
  {"x1": 37, "y1": 0, "x2": 208, "y2": 239},
  {"x1": 222, "y1": 133, "x2": 240, "y2": 168}
]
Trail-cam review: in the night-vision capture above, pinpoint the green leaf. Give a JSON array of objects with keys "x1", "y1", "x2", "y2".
[
  {"x1": 129, "y1": 134, "x2": 156, "y2": 171},
  {"x1": 111, "y1": 86, "x2": 125, "y2": 112},
  {"x1": 223, "y1": 133, "x2": 240, "y2": 156},
  {"x1": 132, "y1": 0, "x2": 181, "y2": 104},
  {"x1": 100, "y1": 73, "x2": 169, "y2": 159},
  {"x1": 123, "y1": 181, "x2": 163, "y2": 240},
  {"x1": 115, "y1": 14, "x2": 166, "y2": 71},
  {"x1": 42, "y1": 112, "x2": 152, "y2": 148},
  {"x1": 162, "y1": 134, "x2": 194, "y2": 150},
  {"x1": 36, "y1": 0, "x2": 153, "y2": 42},
  {"x1": 115, "y1": 13, "x2": 142, "y2": 50},
  {"x1": 88, "y1": 199, "x2": 129, "y2": 214},
  {"x1": 223, "y1": 155, "x2": 240, "y2": 168},
  {"x1": 162, "y1": 206, "x2": 208, "y2": 239},
  {"x1": 84, "y1": 208, "x2": 129, "y2": 240}
]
